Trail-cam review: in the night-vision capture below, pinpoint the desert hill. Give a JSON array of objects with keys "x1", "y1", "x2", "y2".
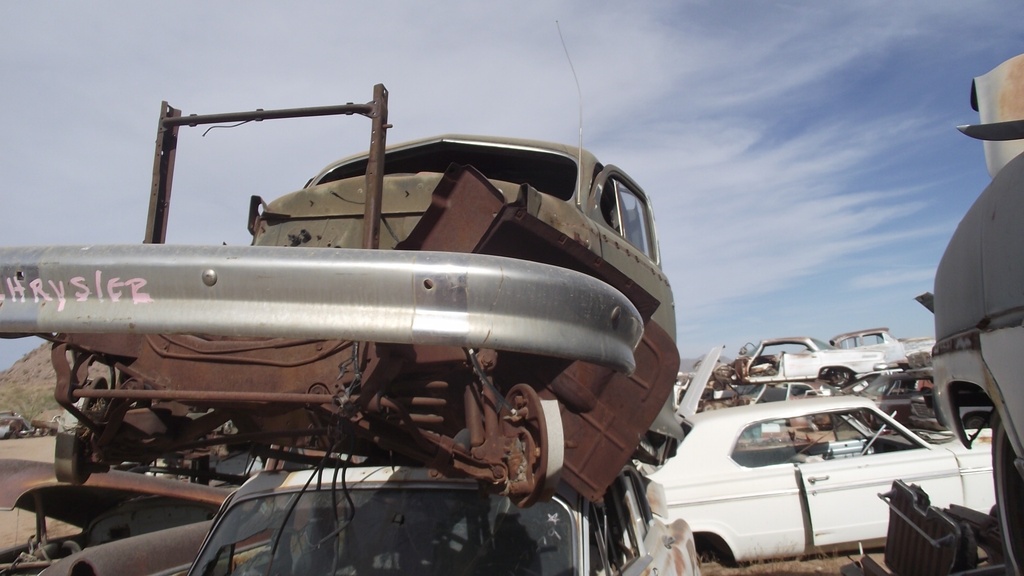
[{"x1": 0, "y1": 343, "x2": 58, "y2": 420}]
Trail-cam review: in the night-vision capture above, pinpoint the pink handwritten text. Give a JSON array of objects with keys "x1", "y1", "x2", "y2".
[{"x1": 1, "y1": 270, "x2": 153, "y2": 312}]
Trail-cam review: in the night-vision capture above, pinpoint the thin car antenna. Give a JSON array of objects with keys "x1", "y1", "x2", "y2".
[{"x1": 556, "y1": 20, "x2": 585, "y2": 200}]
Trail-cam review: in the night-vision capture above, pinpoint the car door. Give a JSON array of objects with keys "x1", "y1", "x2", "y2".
[
  {"x1": 773, "y1": 343, "x2": 820, "y2": 380},
  {"x1": 715, "y1": 418, "x2": 809, "y2": 559},
  {"x1": 794, "y1": 407, "x2": 963, "y2": 547}
]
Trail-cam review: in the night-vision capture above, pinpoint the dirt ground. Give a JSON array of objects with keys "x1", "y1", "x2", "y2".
[
  {"x1": 700, "y1": 555, "x2": 862, "y2": 575},
  {"x1": 0, "y1": 433, "x2": 55, "y2": 462}
]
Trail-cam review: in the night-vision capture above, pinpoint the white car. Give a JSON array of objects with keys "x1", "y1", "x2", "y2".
[
  {"x1": 733, "y1": 337, "x2": 889, "y2": 386},
  {"x1": 650, "y1": 396, "x2": 994, "y2": 563},
  {"x1": 186, "y1": 464, "x2": 702, "y2": 576}
]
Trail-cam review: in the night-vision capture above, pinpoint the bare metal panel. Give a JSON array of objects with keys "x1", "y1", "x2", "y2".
[{"x1": 934, "y1": 152, "x2": 1024, "y2": 342}]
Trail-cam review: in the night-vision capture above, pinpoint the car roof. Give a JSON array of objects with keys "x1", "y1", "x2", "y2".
[
  {"x1": 831, "y1": 327, "x2": 891, "y2": 342},
  {"x1": 684, "y1": 396, "x2": 879, "y2": 429},
  {"x1": 761, "y1": 336, "x2": 815, "y2": 343}
]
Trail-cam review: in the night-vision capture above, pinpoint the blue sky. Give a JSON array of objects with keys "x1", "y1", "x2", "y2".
[{"x1": 1, "y1": 2, "x2": 1022, "y2": 370}]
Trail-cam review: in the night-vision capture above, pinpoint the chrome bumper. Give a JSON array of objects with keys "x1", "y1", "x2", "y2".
[{"x1": 0, "y1": 245, "x2": 643, "y2": 373}]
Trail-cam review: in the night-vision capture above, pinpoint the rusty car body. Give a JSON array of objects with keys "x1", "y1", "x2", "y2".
[
  {"x1": 0, "y1": 459, "x2": 229, "y2": 575},
  {"x1": 0, "y1": 411, "x2": 35, "y2": 440},
  {"x1": 0, "y1": 86, "x2": 681, "y2": 508},
  {"x1": 830, "y1": 327, "x2": 907, "y2": 364},
  {"x1": 830, "y1": 328, "x2": 934, "y2": 371},
  {"x1": 731, "y1": 336, "x2": 887, "y2": 386},
  {"x1": 853, "y1": 371, "x2": 934, "y2": 429}
]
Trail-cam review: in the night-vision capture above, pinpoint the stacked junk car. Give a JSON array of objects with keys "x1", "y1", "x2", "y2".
[
  {"x1": 842, "y1": 55, "x2": 1024, "y2": 576},
  {"x1": 0, "y1": 86, "x2": 701, "y2": 575}
]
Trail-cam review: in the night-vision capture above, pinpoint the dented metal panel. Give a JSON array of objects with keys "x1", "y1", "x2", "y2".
[{"x1": 0, "y1": 459, "x2": 228, "y2": 523}]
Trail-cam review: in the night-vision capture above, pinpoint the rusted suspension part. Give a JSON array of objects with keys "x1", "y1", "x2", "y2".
[
  {"x1": 449, "y1": 379, "x2": 564, "y2": 507},
  {"x1": 501, "y1": 384, "x2": 563, "y2": 506},
  {"x1": 51, "y1": 344, "x2": 109, "y2": 435}
]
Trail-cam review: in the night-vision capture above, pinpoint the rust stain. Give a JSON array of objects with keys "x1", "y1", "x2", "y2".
[{"x1": 998, "y1": 54, "x2": 1024, "y2": 121}]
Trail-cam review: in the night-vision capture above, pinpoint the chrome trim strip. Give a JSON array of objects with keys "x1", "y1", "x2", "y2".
[
  {"x1": 670, "y1": 487, "x2": 802, "y2": 507},
  {"x1": 805, "y1": 471, "x2": 960, "y2": 495},
  {"x1": 958, "y1": 466, "x2": 995, "y2": 476}
]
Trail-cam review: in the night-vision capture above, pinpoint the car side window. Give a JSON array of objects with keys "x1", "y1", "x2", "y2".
[
  {"x1": 590, "y1": 473, "x2": 648, "y2": 575},
  {"x1": 731, "y1": 418, "x2": 798, "y2": 467},
  {"x1": 729, "y1": 409, "x2": 926, "y2": 467},
  {"x1": 599, "y1": 178, "x2": 654, "y2": 258},
  {"x1": 730, "y1": 409, "x2": 924, "y2": 468}
]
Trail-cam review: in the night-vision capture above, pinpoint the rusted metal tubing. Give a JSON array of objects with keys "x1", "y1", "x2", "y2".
[
  {"x1": 163, "y1": 103, "x2": 376, "y2": 127},
  {"x1": 362, "y1": 83, "x2": 389, "y2": 249},
  {"x1": 71, "y1": 388, "x2": 335, "y2": 404},
  {"x1": 396, "y1": 397, "x2": 448, "y2": 408}
]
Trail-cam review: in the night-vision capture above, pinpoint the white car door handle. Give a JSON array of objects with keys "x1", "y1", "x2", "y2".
[{"x1": 807, "y1": 475, "x2": 830, "y2": 484}]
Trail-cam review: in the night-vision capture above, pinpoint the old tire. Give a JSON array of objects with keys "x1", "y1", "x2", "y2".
[
  {"x1": 993, "y1": 415, "x2": 1024, "y2": 573},
  {"x1": 821, "y1": 367, "x2": 854, "y2": 387},
  {"x1": 962, "y1": 411, "x2": 989, "y2": 431}
]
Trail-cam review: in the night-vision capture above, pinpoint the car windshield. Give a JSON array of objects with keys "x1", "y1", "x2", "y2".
[
  {"x1": 809, "y1": 338, "x2": 835, "y2": 350},
  {"x1": 859, "y1": 376, "x2": 892, "y2": 397},
  {"x1": 864, "y1": 376, "x2": 920, "y2": 398},
  {"x1": 191, "y1": 486, "x2": 576, "y2": 576}
]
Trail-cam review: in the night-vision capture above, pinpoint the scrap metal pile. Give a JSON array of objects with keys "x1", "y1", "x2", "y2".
[{"x1": 0, "y1": 86, "x2": 680, "y2": 506}]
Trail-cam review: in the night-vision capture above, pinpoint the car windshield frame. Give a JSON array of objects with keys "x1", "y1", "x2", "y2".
[
  {"x1": 808, "y1": 337, "x2": 836, "y2": 350},
  {"x1": 313, "y1": 139, "x2": 581, "y2": 202},
  {"x1": 728, "y1": 407, "x2": 925, "y2": 468}
]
